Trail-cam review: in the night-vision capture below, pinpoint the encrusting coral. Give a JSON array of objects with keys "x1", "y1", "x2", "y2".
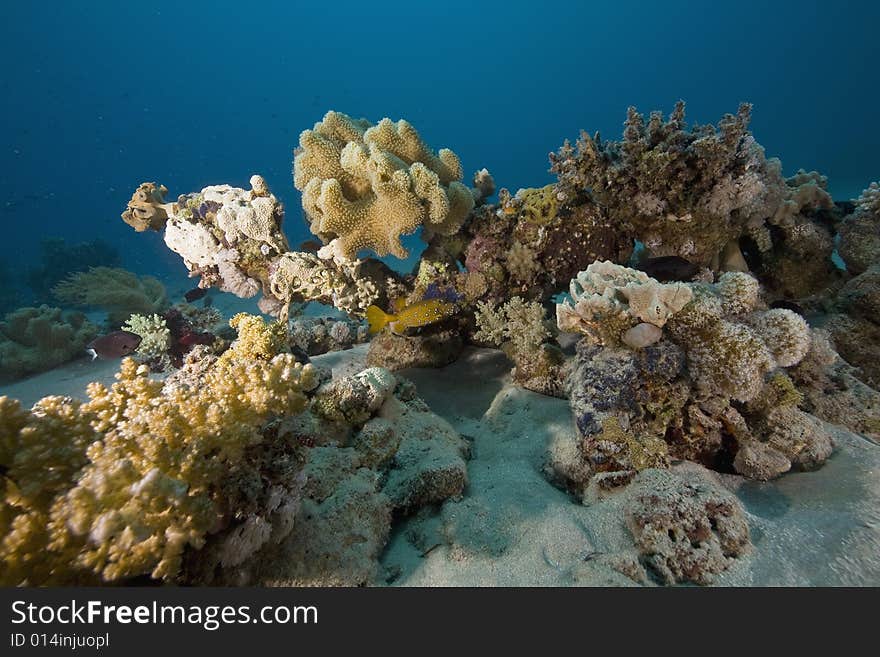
[
  {"x1": 293, "y1": 110, "x2": 484, "y2": 261},
  {"x1": 555, "y1": 262, "x2": 829, "y2": 488},
  {"x1": 0, "y1": 305, "x2": 98, "y2": 383},
  {"x1": 823, "y1": 264, "x2": 880, "y2": 388},
  {"x1": 53, "y1": 267, "x2": 168, "y2": 328},
  {"x1": 623, "y1": 467, "x2": 751, "y2": 585},
  {"x1": 555, "y1": 260, "x2": 692, "y2": 347},
  {"x1": 289, "y1": 316, "x2": 367, "y2": 356},
  {"x1": 121, "y1": 175, "x2": 403, "y2": 319},
  {"x1": 254, "y1": 372, "x2": 469, "y2": 586}
]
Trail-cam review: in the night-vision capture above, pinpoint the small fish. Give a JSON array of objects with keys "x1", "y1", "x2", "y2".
[
  {"x1": 770, "y1": 299, "x2": 805, "y2": 315},
  {"x1": 635, "y1": 256, "x2": 700, "y2": 282},
  {"x1": 184, "y1": 286, "x2": 208, "y2": 302},
  {"x1": 366, "y1": 299, "x2": 456, "y2": 335},
  {"x1": 86, "y1": 330, "x2": 142, "y2": 360},
  {"x1": 299, "y1": 239, "x2": 323, "y2": 253}
]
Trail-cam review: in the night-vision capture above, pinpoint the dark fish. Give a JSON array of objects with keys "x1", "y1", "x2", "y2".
[
  {"x1": 299, "y1": 239, "x2": 323, "y2": 253},
  {"x1": 770, "y1": 299, "x2": 805, "y2": 315},
  {"x1": 635, "y1": 256, "x2": 700, "y2": 282},
  {"x1": 87, "y1": 330, "x2": 142, "y2": 360},
  {"x1": 184, "y1": 286, "x2": 208, "y2": 302}
]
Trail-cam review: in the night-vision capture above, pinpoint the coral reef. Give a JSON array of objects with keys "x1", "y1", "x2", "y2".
[
  {"x1": 0, "y1": 315, "x2": 317, "y2": 585},
  {"x1": 122, "y1": 176, "x2": 403, "y2": 318},
  {"x1": 451, "y1": 186, "x2": 626, "y2": 305},
  {"x1": 824, "y1": 265, "x2": 880, "y2": 388},
  {"x1": 555, "y1": 260, "x2": 692, "y2": 346},
  {"x1": 123, "y1": 306, "x2": 219, "y2": 372},
  {"x1": 0, "y1": 306, "x2": 97, "y2": 383},
  {"x1": 289, "y1": 316, "x2": 367, "y2": 356},
  {"x1": 838, "y1": 182, "x2": 880, "y2": 275},
  {"x1": 474, "y1": 296, "x2": 567, "y2": 396},
  {"x1": 549, "y1": 102, "x2": 788, "y2": 268},
  {"x1": 159, "y1": 176, "x2": 288, "y2": 302},
  {"x1": 293, "y1": 111, "x2": 482, "y2": 261},
  {"x1": 745, "y1": 171, "x2": 841, "y2": 300},
  {"x1": 558, "y1": 263, "x2": 830, "y2": 488},
  {"x1": 249, "y1": 373, "x2": 469, "y2": 586},
  {"x1": 122, "y1": 313, "x2": 171, "y2": 366},
  {"x1": 26, "y1": 238, "x2": 121, "y2": 303},
  {"x1": 53, "y1": 267, "x2": 168, "y2": 328}
]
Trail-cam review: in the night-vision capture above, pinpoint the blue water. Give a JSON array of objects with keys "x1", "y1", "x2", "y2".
[{"x1": 1, "y1": 0, "x2": 878, "y2": 288}]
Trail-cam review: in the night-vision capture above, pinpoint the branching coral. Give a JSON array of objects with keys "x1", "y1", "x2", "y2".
[
  {"x1": 474, "y1": 297, "x2": 566, "y2": 396},
  {"x1": 0, "y1": 396, "x2": 100, "y2": 585},
  {"x1": 0, "y1": 306, "x2": 98, "y2": 383},
  {"x1": 293, "y1": 111, "x2": 480, "y2": 261},
  {"x1": 53, "y1": 267, "x2": 168, "y2": 328},
  {"x1": 122, "y1": 313, "x2": 171, "y2": 365},
  {"x1": 550, "y1": 102, "x2": 787, "y2": 267}
]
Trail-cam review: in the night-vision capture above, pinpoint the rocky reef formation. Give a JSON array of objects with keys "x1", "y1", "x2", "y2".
[
  {"x1": 99, "y1": 102, "x2": 879, "y2": 588},
  {"x1": 551, "y1": 263, "x2": 832, "y2": 491},
  {"x1": 0, "y1": 312, "x2": 468, "y2": 586},
  {"x1": 289, "y1": 315, "x2": 367, "y2": 357},
  {"x1": 251, "y1": 369, "x2": 469, "y2": 586}
]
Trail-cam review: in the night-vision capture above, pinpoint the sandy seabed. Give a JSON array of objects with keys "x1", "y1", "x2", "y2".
[{"x1": 3, "y1": 344, "x2": 879, "y2": 586}]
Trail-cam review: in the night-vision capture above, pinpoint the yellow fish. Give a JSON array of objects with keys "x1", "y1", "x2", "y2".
[{"x1": 366, "y1": 299, "x2": 456, "y2": 335}]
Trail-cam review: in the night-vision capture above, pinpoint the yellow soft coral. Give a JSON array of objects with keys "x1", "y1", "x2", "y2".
[
  {"x1": 1, "y1": 396, "x2": 99, "y2": 585},
  {"x1": 293, "y1": 111, "x2": 475, "y2": 261},
  {"x1": 51, "y1": 353, "x2": 314, "y2": 581},
  {"x1": 1, "y1": 315, "x2": 316, "y2": 584},
  {"x1": 222, "y1": 313, "x2": 289, "y2": 362}
]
